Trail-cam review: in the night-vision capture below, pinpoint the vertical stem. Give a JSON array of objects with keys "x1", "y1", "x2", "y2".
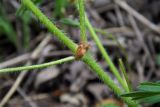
[
  {"x1": 78, "y1": 0, "x2": 87, "y2": 41},
  {"x1": 85, "y1": 16, "x2": 129, "y2": 92}
]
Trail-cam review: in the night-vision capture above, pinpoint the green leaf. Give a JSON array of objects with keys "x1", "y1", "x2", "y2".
[
  {"x1": 33, "y1": 0, "x2": 43, "y2": 4},
  {"x1": 16, "y1": 4, "x2": 27, "y2": 17},
  {"x1": 0, "y1": 3, "x2": 18, "y2": 48},
  {"x1": 140, "y1": 82, "x2": 160, "y2": 86},
  {"x1": 138, "y1": 82, "x2": 160, "y2": 92},
  {"x1": 60, "y1": 18, "x2": 79, "y2": 27},
  {"x1": 121, "y1": 82, "x2": 160, "y2": 104},
  {"x1": 139, "y1": 94, "x2": 160, "y2": 104},
  {"x1": 54, "y1": 0, "x2": 68, "y2": 18},
  {"x1": 0, "y1": 16, "x2": 18, "y2": 48},
  {"x1": 121, "y1": 91, "x2": 160, "y2": 98}
]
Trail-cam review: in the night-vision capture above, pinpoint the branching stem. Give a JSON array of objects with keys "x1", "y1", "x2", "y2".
[
  {"x1": 85, "y1": 16, "x2": 129, "y2": 92},
  {"x1": 15, "y1": 0, "x2": 139, "y2": 106}
]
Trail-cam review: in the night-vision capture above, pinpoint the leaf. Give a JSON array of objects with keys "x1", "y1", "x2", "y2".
[
  {"x1": 34, "y1": 0, "x2": 43, "y2": 4},
  {"x1": 0, "y1": 16, "x2": 18, "y2": 48},
  {"x1": 121, "y1": 91, "x2": 159, "y2": 98},
  {"x1": 140, "y1": 82, "x2": 160, "y2": 86},
  {"x1": 60, "y1": 18, "x2": 79, "y2": 27},
  {"x1": 54, "y1": 0, "x2": 68, "y2": 18},
  {"x1": 0, "y1": 3, "x2": 18, "y2": 48},
  {"x1": 121, "y1": 81, "x2": 160, "y2": 104},
  {"x1": 16, "y1": 4, "x2": 27, "y2": 17},
  {"x1": 139, "y1": 94, "x2": 160, "y2": 104},
  {"x1": 138, "y1": 82, "x2": 160, "y2": 92}
]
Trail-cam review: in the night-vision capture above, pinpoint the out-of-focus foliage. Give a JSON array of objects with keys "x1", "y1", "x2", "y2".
[
  {"x1": 54, "y1": 0, "x2": 68, "y2": 18},
  {"x1": 60, "y1": 18, "x2": 79, "y2": 27},
  {"x1": 156, "y1": 54, "x2": 160, "y2": 66},
  {"x1": 16, "y1": 0, "x2": 43, "y2": 50},
  {"x1": 100, "y1": 104, "x2": 119, "y2": 107},
  {"x1": 0, "y1": 3, "x2": 18, "y2": 48}
]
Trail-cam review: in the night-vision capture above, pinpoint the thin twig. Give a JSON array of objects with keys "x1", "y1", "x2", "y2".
[
  {"x1": 0, "y1": 56, "x2": 75, "y2": 73},
  {"x1": 114, "y1": 0, "x2": 160, "y2": 35},
  {"x1": 114, "y1": 1, "x2": 125, "y2": 26},
  {"x1": 0, "y1": 65, "x2": 29, "y2": 107},
  {"x1": 17, "y1": 87, "x2": 38, "y2": 107},
  {"x1": 128, "y1": 14, "x2": 151, "y2": 56}
]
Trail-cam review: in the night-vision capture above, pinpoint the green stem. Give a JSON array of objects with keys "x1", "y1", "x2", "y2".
[
  {"x1": 85, "y1": 16, "x2": 129, "y2": 92},
  {"x1": 119, "y1": 58, "x2": 132, "y2": 92},
  {"x1": 22, "y1": 0, "x2": 77, "y2": 53},
  {"x1": 78, "y1": 0, "x2": 87, "y2": 41},
  {"x1": 22, "y1": 0, "x2": 138, "y2": 106},
  {"x1": 82, "y1": 54, "x2": 138, "y2": 107},
  {"x1": 95, "y1": 27, "x2": 133, "y2": 76},
  {"x1": 0, "y1": 56, "x2": 75, "y2": 73}
]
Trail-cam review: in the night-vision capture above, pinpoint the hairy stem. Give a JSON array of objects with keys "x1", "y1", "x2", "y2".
[
  {"x1": 0, "y1": 56, "x2": 75, "y2": 73},
  {"x1": 85, "y1": 16, "x2": 129, "y2": 92},
  {"x1": 22, "y1": 0, "x2": 138, "y2": 106},
  {"x1": 82, "y1": 54, "x2": 138, "y2": 107},
  {"x1": 78, "y1": 0, "x2": 87, "y2": 41},
  {"x1": 22, "y1": 0, "x2": 77, "y2": 53}
]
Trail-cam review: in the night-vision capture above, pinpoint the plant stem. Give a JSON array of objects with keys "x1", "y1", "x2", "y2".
[
  {"x1": 119, "y1": 58, "x2": 132, "y2": 92},
  {"x1": 22, "y1": 0, "x2": 77, "y2": 53},
  {"x1": 22, "y1": 0, "x2": 138, "y2": 106},
  {"x1": 78, "y1": 0, "x2": 87, "y2": 41},
  {"x1": 0, "y1": 56, "x2": 75, "y2": 73},
  {"x1": 82, "y1": 54, "x2": 138, "y2": 107},
  {"x1": 95, "y1": 27, "x2": 133, "y2": 77},
  {"x1": 85, "y1": 16, "x2": 129, "y2": 92}
]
